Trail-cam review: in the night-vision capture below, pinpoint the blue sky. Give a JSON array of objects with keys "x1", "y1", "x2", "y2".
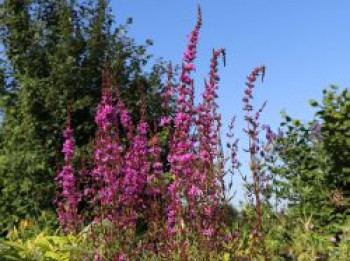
[{"x1": 111, "y1": 1, "x2": 350, "y2": 203}]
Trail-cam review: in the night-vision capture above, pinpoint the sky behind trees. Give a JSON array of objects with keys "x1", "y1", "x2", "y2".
[{"x1": 112, "y1": 1, "x2": 350, "y2": 202}]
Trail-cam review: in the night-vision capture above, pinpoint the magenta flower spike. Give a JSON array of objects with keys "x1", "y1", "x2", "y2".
[
  {"x1": 148, "y1": 134, "x2": 163, "y2": 195},
  {"x1": 56, "y1": 111, "x2": 80, "y2": 233},
  {"x1": 92, "y1": 71, "x2": 123, "y2": 221},
  {"x1": 242, "y1": 66, "x2": 267, "y2": 243},
  {"x1": 117, "y1": 99, "x2": 134, "y2": 141},
  {"x1": 198, "y1": 49, "x2": 225, "y2": 170},
  {"x1": 192, "y1": 49, "x2": 226, "y2": 238},
  {"x1": 122, "y1": 119, "x2": 150, "y2": 226},
  {"x1": 167, "y1": 6, "x2": 202, "y2": 235}
]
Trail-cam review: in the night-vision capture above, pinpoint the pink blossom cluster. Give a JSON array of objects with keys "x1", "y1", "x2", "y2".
[
  {"x1": 194, "y1": 49, "x2": 226, "y2": 237},
  {"x1": 165, "y1": 7, "x2": 228, "y2": 242},
  {"x1": 167, "y1": 6, "x2": 202, "y2": 235},
  {"x1": 56, "y1": 6, "x2": 249, "y2": 257},
  {"x1": 92, "y1": 73, "x2": 123, "y2": 219},
  {"x1": 122, "y1": 120, "x2": 150, "y2": 225},
  {"x1": 197, "y1": 50, "x2": 224, "y2": 168},
  {"x1": 55, "y1": 113, "x2": 80, "y2": 233}
]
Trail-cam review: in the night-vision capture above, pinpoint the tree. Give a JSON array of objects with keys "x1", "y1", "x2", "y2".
[
  {"x1": 0, "y1": 0, "x2": 169, "y2": 233},
  {"x1": 272, "y1": 86, "x2": 350, "y2": 231}
]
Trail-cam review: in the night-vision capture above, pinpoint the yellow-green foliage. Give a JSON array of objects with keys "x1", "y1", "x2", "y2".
[{"x1": 0, "y1": 226, "x2": 88, "y2": 261}]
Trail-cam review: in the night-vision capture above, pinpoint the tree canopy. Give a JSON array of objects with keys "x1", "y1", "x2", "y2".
[
  {"x1": 0, "y1": 0, "x2": 169, "y2": 233},
  {"x1": 273, "y1": 86, "x2": 350, "y2": 231}
]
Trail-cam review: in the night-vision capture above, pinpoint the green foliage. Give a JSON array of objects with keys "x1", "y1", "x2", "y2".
[
  {"x1": 0, "y1": 208, "x2": 349, "y2": 260},
  {"x1": 271, "y1": 86, "x2": 350, "y2": 240},
  {"x1": 0, "y1": 0, "x2": 170, "y2": 233},
  {"x1": 0, "y1": 228, "x2": 88, "y2": 260},
  {"x1": 272, "y1": 86, "x2": 349, "y2": 231},
  {"x1": 317, "y1": 87, "x2": 350, "y2": 189}
]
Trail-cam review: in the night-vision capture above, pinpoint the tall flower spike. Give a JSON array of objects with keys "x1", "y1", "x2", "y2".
[
  {"x1": 195, "y1": 48, "x2": 225, "y2": 240},
  {"x1": 179, "y1": 5, "x2": 202, "y2": 111},
  {"x1": 242, "y1": 66, "x2": 267, "y2": 254},
  {"x1": 198, "y1": 48, "x2": 225, "y2": 167},
  {"x1": 56, "y1": 110, "x2": 80, "y2": 233},
  {"x1": 167, "y1": 6, "x2": 202, "y2": 236},
  {"x1": 92, "y1": 69, "x2": 122, "y2": 221},
  {"x1": 117, "y1": 99, "x2": 134, "y2": 141},
  {"x1": 122, "y1": 119, "x2": 150, "y2": 227}
]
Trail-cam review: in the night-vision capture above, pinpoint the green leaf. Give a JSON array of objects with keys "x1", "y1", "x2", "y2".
[
  {"x1": 223, "y1": 253, "x2": 231, "y2": 261},
  {"x1": 309, "y1": 100, "x2": 319, "y2": 107},
  {"x1": 45, "y1": 251, "x2": 68, "y2": 261}
]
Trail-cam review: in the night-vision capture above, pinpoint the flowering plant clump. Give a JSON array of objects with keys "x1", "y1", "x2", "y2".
[{"x1": 55, "y1": 6, "x2": 273, "y2": 259}]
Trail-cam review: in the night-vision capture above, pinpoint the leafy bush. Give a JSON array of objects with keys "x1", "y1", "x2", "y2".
[
  {"x1": 0, "y1": 225, "x2": 89, "y2": 261},
  {"x1": 273, "y1": 86, "x2": 349, "y2": 232}
]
